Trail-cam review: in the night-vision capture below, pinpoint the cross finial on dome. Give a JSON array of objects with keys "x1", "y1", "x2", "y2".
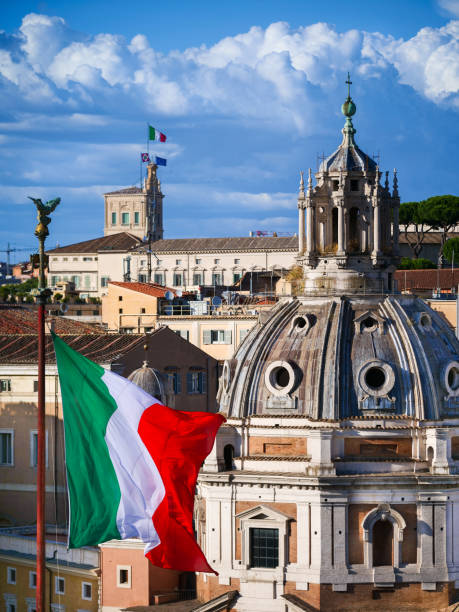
[{"x1": 346, "y1": 71, "x2": 352, "y2": 99}]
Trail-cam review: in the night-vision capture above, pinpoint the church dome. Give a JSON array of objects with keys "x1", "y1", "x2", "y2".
[
  {"x1": 218, "y1": 295, "x2": 459, "y2": 420},
  {"x1": 128, "y1": 360, "x2": 169, "y2": 403}
]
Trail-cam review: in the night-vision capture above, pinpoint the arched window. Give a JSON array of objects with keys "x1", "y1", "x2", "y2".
[
  {"x1": 332, "y1": 207, "x2": 338, "y2": 246},
  {"x1": 427, "y1": 446, "x2": 434, "y2": 467},
  {"x1": 373, "y1": 520, "x2": 393, "y2": 566},
  {"x1": 224, "y1": 444, "x2": 234, "y2": 470},
  {"x1": 349, "y1": 207, "x2": 360, "y2": 252},
  {"x1": 362, "y1": 504, "x2": 406, "y2": 568}
]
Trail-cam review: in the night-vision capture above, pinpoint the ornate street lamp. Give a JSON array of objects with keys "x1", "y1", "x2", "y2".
[{"x1": 29, "y1": 196, "x2": 60, "y2": 612}]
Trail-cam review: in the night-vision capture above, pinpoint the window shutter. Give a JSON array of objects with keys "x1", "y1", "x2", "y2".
[
  {"x1": 176, "y1": 373, "x2": 182, "y2": 394},
  {"x1": 224, "y1": 330, "x2": 232, "y2": 344},
  {"x1": 199, "y1": 372, "x2": 207, "y2": 394},
  {"x1": 203, "y1": 330, "x2": 211, "y2": 345},
  {"x1": 186, "y1": 372, "x2": 193, "y2": 393}
]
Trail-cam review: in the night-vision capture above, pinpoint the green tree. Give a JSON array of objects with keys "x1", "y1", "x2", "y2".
[
  {"x1": 443, "y1": 237, "x2": 459, "y2": 265},
  {"x1": 420, "y1": 195, "x2": 459, "y2": 266},
  {"x1": 398, "y1": 257, "x2": 436, "y2": 270},
  {"x1": 399, "y1": 201, "x2": 435, "y2": 259}
]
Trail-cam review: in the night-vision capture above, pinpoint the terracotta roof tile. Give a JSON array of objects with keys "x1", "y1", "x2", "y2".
[
  {"x1": 0, "y1": 307, "x2": 105, "y2": 335},
  {"x1": 394, "y1": 268, "x2": 459, "y2": 290},
  {"x1": 108, "y1": 282, "x2": 176, "y2": 297},
  {"x1": 0, "y1": 332, "x2": 152, "y2": 364},
  {"x1": 47, "y1": 232, "x2": 141, "y2": 254}
]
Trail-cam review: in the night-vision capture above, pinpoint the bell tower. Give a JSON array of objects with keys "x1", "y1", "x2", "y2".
[
  {"x1": 297, "y1": 75, "x2": 400, "y2": 294},
  {"x1": 104, "y1": 163, "x2": 164, "y2": 241}
]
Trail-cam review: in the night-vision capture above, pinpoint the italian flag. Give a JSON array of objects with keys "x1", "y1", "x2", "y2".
[
  {"x1": 149, "y1": 125, "x2": 166, "y2": 142},
  {"x1": 52, "y1": 333, "x2": 224, "y2": 572}
]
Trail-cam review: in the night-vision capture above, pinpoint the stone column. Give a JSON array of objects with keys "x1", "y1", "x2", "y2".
[
  {"x1": 434, "y1": 503, "x2": 447, "y2": 567},
  {"x1": 296, "y1": 502, "x2": 310, "y2": 568},
  {"x1": 419, "y1": 502, "x2": 434, "y2": 568},
  {"x1": 298, "y1": 204, "x2": 305, "y2": 254},
  {"x1": 372, "y1": 201, "x2": 381, "y2": 257},
  {"x1": 393, "y1": 201, "x2": 400, "y2": 256},
  {"x1": 306, "y1": 204, "x2": 313, "y2": 253},
  {"x1": 337, "y1": 203, "x2": 345, "y2": 255},
  {"x1": 344, "y1": 208, "x2": 349, "y2": 252},
  {"x1": 333, "y1": 503, "x2": 347, "y2": 569}
]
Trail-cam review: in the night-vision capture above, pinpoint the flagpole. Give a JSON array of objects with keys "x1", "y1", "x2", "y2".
[{"x1": 30, "y1": 196, "x2": 60, "y2": 612}]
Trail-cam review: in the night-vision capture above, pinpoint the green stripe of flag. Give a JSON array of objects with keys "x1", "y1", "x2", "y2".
[
  {"x1": 149, "y1": 125, "x2": 156, "y2": 140},
  {"x1": 52, "y1": 333, "x2": 121, "y2": 548}
]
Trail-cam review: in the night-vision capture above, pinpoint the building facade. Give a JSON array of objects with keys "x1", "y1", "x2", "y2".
[
  {"x1": 104, "y1": 163, "x2": 164, "y2": 241},
  {"x1": 194, "y1": 90, "x2": 459, "y2": 611},
  {"x1": 0, "y1": 319, "x2": 219, "y2": 527},
  {"x1": 0, "y1": 527, "x2": 99, "y2": 612}
]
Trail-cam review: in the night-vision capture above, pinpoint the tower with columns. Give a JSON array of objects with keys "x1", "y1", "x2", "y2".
[
  {"x1": 104, "y1": 163, "x2": 164, "y2": 241},
  {"x1": 195, "y1": 80, "x2": 459, "y2": 612},
  {"x1": 298, "y1": 80, "x2": 399, "y2": 295}
]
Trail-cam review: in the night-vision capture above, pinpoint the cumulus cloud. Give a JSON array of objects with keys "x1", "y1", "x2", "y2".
[
  {"x1": 1, "y1": 13, "x2": 459, "y2": 129},
  {"x1": 167, "y1": 184, "x2": 295, "y2": 211},
  {"x1": 437, "y1": 0, "x2": 459, "y2": 18}
]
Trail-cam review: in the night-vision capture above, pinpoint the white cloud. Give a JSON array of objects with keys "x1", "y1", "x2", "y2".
[
  {"x1": 167, "y1": 183, "x2": 295, "y2": 211},
  {"x1": 1, "y1": 14, "x2": 459, "y2": 132},
  {"x1": 438, "y1": 0, "x2": 459, "y2": 18}
]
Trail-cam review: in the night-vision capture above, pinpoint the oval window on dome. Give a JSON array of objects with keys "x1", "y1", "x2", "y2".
[
  {"x1": 265, "y1": 360, "x2": 298, "y2": 397},
  {"x1": 358, "y1": 360, "x2": 395, "y2": 398},
  {"x1": 362, "y1": 316, "x2": 378, "y2": 331},
  {"x1": 443, "y1": 361, "x2": 459, "y2": 397}
]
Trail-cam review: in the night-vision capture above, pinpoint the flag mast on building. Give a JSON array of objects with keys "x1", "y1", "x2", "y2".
[{"x1": 52, "y1": 333, "x2": 224, "y2": 573}]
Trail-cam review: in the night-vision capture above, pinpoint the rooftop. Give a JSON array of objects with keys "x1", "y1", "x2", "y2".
[
  {"x1": 108, "y1": 281, "x2": 177, "y2": 298},
  {"x1": 104, "y1": 186, "x2": 143, "y2": 195},
  {"x1": 0, "y1": 307, "x2": 104, "y2": 335},
  {"x1": 47, "y1": 232, "x2": 141, "y2": 254},
  {"x1": 137, "y1": 236, "x2": 299, "y2": 253},
  {"x1": 394, "y1": 268, "x2": 459, "y2": 291},
  {"x1": 0, "y1": 332, "x2": 148, "y2": 364}
]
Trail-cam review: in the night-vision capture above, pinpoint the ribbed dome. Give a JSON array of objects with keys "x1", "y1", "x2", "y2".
[
  {"x1": 319, "y1": 143, "x2": 377, "y2": 173},
  {"x1": 218, "y1": 296, "x2": 459, "y2": 420},
  {"x1": 128, "y1": 361, "x2": 169, "y2": 404}
]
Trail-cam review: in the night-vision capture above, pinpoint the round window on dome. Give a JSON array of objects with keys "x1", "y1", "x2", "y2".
[
  {"x1": 273, "y1": 366, "x2": 290, "y2": 389},
  {"x1": 420, "y1": 313, "x2": 431, "y2": 328},
  {"x1": 448, "y1": 367, "x2": 459, "y2": 390},
  {"x1": 265, "y1": 360, "x2": 298, "y2": 396},
  {"x1": 443, "y1": 361, "x2": 459, "y2": 396},
  {"x1": 358, "y1": 360, "x2": 395, "y2": 398},
  {"x1": 364, "y1": 366, "x2": 386, "y2": 390},
  {"x1": 362, "y1": 316, "x2": 378, "y2": 331}
]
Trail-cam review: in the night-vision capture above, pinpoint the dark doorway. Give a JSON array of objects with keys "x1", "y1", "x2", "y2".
[
  {"x1": 349, "y1": 207, "x2": 359, "y2": 251},
  {"x1": 224, "y1": 444, "x2": 234, "y2": 470},
  {"x1": 373, "y1": 520, "x2": 393, "y2": 566}
]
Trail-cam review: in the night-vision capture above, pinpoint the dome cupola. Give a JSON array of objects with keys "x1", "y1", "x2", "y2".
[{"x1": 297, "y1": 73, "x2": 400, "y2": 295}]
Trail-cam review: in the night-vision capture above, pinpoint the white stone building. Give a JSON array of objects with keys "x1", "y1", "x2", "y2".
[{"x1": 193, "y1": 90, "x2": 459, "y2": 611}]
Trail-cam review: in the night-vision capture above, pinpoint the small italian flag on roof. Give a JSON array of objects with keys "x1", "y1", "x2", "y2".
[
  {"x1": 149, "y1": 125, "x2": 166, "y2": 142},
  {"x1": 52, "y1": 332, "x2": 224, "y2": 572}
]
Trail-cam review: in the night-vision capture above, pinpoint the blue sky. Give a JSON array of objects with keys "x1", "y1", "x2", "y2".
[{"x1": 1, "y1": 0, "x2": 459, "y2": 257}]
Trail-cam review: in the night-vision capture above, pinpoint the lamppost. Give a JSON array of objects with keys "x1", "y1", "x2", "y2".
[{"x1": 29, "y1": 196, "x2": 60, "y2": 612}]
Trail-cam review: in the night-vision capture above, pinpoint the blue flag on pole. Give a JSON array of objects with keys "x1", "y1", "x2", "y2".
[{"x1": 155, "y1": 156, "x2": 167, "y2": 166}]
